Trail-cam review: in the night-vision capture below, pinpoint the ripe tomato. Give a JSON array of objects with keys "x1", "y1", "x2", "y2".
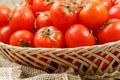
[
  {"x1": 9, "y1": 6, "x2": 35, "y2": 31},
  {"x1": 10, "y1": 30, "x2": 34, "y2": 47},
  {"x1": 0, "y1": 4, "x2": 11, "y2": 27},
  {"x1": 35, "y1": 11, "x2": 52, "y2": 29},
  {"x1": 32, "y1": 0, "x2": 54, "y2": 13},
  {"x1": 99, "y1": 0, "x2": 113, "y2": 10},
  {"x1": 65, "y1": 24, "x2": 96, "y2": 48},
  {"x1": 50, "y1": 1, "x2": 79, "y2": 33},
  {"x1": 109, "y1": 3, "x2": 120, "y2": 19},
  {"x1": 0, "y1": 25, "x2": 13, "y2": 44},
  {"x1": 34, "y1": 26, "x2": 64, "y2": 48},
  {"x1": 96, "y1": 19, "x2": 120, "y2": 44},
  {"x1": 79, "y1": 0, "x2": 109, "y2": 29}
]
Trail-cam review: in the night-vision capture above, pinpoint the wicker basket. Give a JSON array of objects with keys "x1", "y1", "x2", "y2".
[
  {"x1": 1, "y1": 0, "x2": 120, "y2": 79},
  {"x1": 0, "y1": 40, "x2": 120, "y2": 78}
]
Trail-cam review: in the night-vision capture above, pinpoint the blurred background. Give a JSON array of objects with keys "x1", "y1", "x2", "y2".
[{"x1": 0, "y1": 0, "x2": 23, "y2": 9}]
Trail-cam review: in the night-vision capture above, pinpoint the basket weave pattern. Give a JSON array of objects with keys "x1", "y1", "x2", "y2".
[{"x1": 0, "y1": 41, "x2": 120, "y2": 76}]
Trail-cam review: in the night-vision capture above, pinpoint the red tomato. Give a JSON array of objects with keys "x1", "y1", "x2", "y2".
[
  {"x1": 50, "y1": 1, "x2": 79, "y2": 33},
  {"x1": 96, "y1": 19, "x2": 120, "y2": 44},
  {"x1": 35, "y1": 11, "x2": 52, "y2": 29},
  {"x1": 10, "y1": 30, "x2": 34, "y2": 47},
  {"x1": 0, "y1": 4, "x2": 11, "y2": 27},
  {"x1": 9, "y1": 6, "x2": 35, "y2": 31},
  {"x1": 32, "y1": 0, "x2": 54, "y2": 13},
  {"x1": 65, "y1": 24, "x2": 96, "y2": 48},
  {"x1": 34, "y1": 26, "x2": 64, "y2": 48},
  {"x1": 0, "y1": 25, "x2": 13, "y2": 44},
  {"x1": 99, "y1": 0, "x2": 113, "y2": 10},
  {"x1": 79, "y1": 0, "x2": 109, "y2": 29},
  {"x1": 109, "y1": 3, "x2": 120, "y2": 19}
]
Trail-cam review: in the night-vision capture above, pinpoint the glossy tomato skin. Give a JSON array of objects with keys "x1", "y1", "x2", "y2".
[
  {"x1": 36, "y1": 11, "x2": 52, "y2": 29},
  {"x1": 50, "y1": 1, "x2": 79, "y2": 33},
  {"x1": 10, "y1": 30, "x2": 34, "y2": 47},
  {"x1": 9, "y1": 6, "x2": 35, "y2": 32},
  {"x1": 99, "y1": 0, "x2": 113, "y2": 10},
  {"x1": 65, "y1": 24, "x2": 96, "y2": 48},
  {"x1": 0, "y1": 4, "x2": 11, "y2": 27},
  {"x1": 0, "y1": 25, "x2": 13, "y2": 44},
  {"x1": 96, "y1": 19, "x2": 120, "y2": 44},
  {"x1": 109, "y1": 4, "x2": 120, "y2": 19},
  {"x1": 79, "y1": 0, "x2": 109, "y2": 29},
  {"x1": 34, "y1": 26, "x2": 64, "y2": 48},
  {"x1": 32, "y1": 0, "x2": 53, "y2": 13}
]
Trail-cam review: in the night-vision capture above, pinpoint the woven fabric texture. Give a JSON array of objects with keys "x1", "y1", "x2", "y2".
[{"x1": 0, "y1": 55, "x2": 81, "y2": 80}]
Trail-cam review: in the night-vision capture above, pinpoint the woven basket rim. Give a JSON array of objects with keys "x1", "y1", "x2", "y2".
[{"x1": 0, "y1": 40, "x2": 120, "y2": 50}]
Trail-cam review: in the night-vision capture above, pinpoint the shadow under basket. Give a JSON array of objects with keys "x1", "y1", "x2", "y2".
[{"x1": 0, "y1": 41, "x2": 120, "y2": 78}]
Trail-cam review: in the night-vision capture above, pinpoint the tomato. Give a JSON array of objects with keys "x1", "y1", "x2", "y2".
[
  {"x1": 10, "y1": 30, "x2": 34, "y2": 47},
  {"x1": 65, "y1": 24, "x2": 96, "y2": 48},
  {"x1": 109, "y1": 3, "x2": 120, "y2": 19},
  {"x1": 0, "y1": 25, "x2": 13, "y2": 44},
  {"x1": 9, "y1": 6, "x2": 35, "y2": 31},
  {"x1": 99, "y1": 0, "x2": 113, "y2": 10},
  {"x1": 34, "y1": 26, "x2": 64, "y2": 48},
  {"x1": 50, "y1": 1, "x2": 79, "y2": 33},
  {"x1": 96, "y1": 19, "x2": 120, "y2": 44},
  {"x1": 0, "y1": 4, "x2": 11, "y2": 27},
  {"x1": 32, "y1": 0, "x2": 54, "y2": 13},
  {"x1": 79, "y1": 0, "x2": 109, "y2": 29},
  {"x1": 35, "y1": 11, "x2": 52, "y2": 29}
]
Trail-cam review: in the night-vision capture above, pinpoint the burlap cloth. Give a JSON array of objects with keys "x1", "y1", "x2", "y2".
[{"x1": 0, "y1": 54, "x2": 82, "y2": 80}]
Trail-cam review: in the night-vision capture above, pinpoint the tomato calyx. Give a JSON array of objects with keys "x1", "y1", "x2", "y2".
[
  {"x1": 61, "y1": 0, "x2": 78, "y2": 13},
  {"x1": 19, "y1": 39, "x2": 31, "y2": 47},
  {"x1": 98, "y1": 21, "x2": 111, "y2": 30},
  {"x1": 39, "y1": 28, "x2": 58, "y2": 41},
  {"x1": 46, "y1": 0, "x2": 54, "y2": 5}
]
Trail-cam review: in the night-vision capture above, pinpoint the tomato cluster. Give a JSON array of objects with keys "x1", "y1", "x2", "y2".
[{"x1": 0, "y1": 0, "x2": 120, "y2": 48}]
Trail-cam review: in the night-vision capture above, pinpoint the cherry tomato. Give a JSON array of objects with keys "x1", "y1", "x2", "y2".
[
  {"x1": 99, "y1": 0, "x2": 113, "y2": 10},
  {"x1": 0, "y1": 25, "x2": 13, "y2": 44},
  {"x1": 109, "y1": 3, "x2": 120, "y2": 19},
  {"x1": 65, "y1": 24, "x2": 96, "y2": 48},
  {"x1": 96, "y1": 19, "x2": 120, "y2": 44},
  {"x1": 35, "y1": 11, "x2": 52, "y2": 29},
  {"x1": 32, "y1": 0, "x2": 54, "y2": 13},
  {"x1": 0, "y1": 4, "x2": 11, "y2": 27},
  {"x1": 34, "y1": 26, "x2": 64, "y2": 48},
  {"x1": 50, "y1": 1, "x2": 79, "y2": 33},
  {"x1": 79, "y1": 0, "x2": 109, "y2": 29},
  {"x1": 10, "y1": 30, "x2": 34, "y2": 47},
  {"x1": 9, "y1": 6, "x2": 35, "y2": 31}
]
